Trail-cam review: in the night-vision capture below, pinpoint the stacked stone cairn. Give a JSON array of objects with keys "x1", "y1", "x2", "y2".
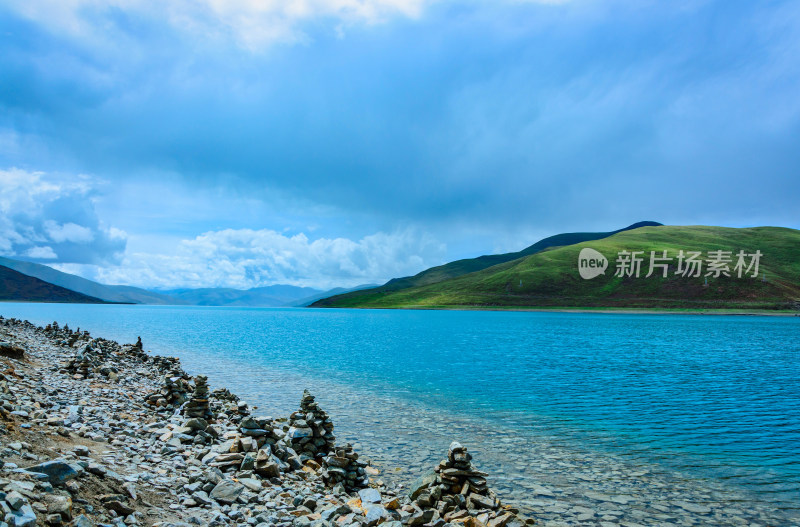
[
  {"x1": 287, "y1": 390, "x2": 335, "y2": 460},
  {"x1": 211, "y1": 387, "x2": 251, "y2": 423},
  {"x1": 65, "y1": 344, "x2": 95, "y2": 378},
  {"x1": 182, "y1": 375, "x2": 215, "y2": 421},
  {"x1": 150, "y1": 355, "x2": 182, "y2": 373},
  {"x1": 144, "y1": 368, "x2": 191, "y2": 408},
  {"x1": 408, "y1": 442, "x2": 528, "y2": 527},
  {"x1": 322, "y1": 443, "x2": 369, "y2": 491}
]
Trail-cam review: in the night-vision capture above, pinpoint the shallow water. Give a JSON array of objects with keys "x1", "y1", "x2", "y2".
[{"x1": 2, "y1": 303, "x2": 798, "y2": 524}]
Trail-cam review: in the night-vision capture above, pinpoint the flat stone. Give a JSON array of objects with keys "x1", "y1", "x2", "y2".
[
  {"x1": 104, "y1": 500, "x2": 135, "y2": 516},
  {"x1": 408, "y1": 470, "x2": 437, "y2": 500},
  {"x1": 183, "y1": 418, "x2": 208, "y2": 431},
  {"x1": 6, "y1": 490, "x2": 26, "y2": 510},
  {"x1": 239, "y1": 477, "x2": 262, "y2": 492},
  {"x1": 24, "y1": 460, "x2": 82, "y2": 485},
  {"x1": 46, "y1": 495, "x2": 73, "y2": 520},
  {"x1": 363, "y1": 504, "x2": 388, "y2": 526},
  {"x1": 73, "y1": 514, "x2": 94, "y2": 527},
  {"x1": 358, "y1": 488, "x2": 382, "y2": 504},
  {"x1": 288, "y1": 427, "x2": 313, "y2": 439},
  {"x1": 6, "y1": 503, "x2": 37, "y2": 527},
  {"x1": 209, "y1": 480, "x2": 244, "y2": 504}
]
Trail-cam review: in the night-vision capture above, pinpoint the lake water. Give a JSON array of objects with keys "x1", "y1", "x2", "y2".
[{"x1": 2, "y1": 303, "x2": 798, "y2": 525}]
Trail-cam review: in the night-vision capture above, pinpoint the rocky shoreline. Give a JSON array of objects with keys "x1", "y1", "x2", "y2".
[{"x1": 0, "y1": 317, "x2": 534, "y2": 527}]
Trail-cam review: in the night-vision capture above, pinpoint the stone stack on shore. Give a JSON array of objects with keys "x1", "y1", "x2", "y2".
[
  {"x1": 65, "y1": 344, "x2": 96, "y2": 378},
  {"x1": 287, "y1": 390, "x2": 335, "y2": 459},
  {"x1": 409, "y1": 442, "x2": 527, "y2": 527},
  {"x1": 211, "y1": 387, "x2": 251, "y2": 423},
  {"x1": 183, "y1": 375, "x2": 215, "y2": 421},
  {"x1": 322, "y1": 442, "x2": 369, "y2": 491},
  {"x1": 144, "y1": 369, "x2": 191, "y2": 408},
  {"x1": 0, "y1": 316, "x2": 558, "y2": 527}
]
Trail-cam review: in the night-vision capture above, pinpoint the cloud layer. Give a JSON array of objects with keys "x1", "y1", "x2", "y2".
[
  {"x1": 0, "y1": 168, "x2": 126, "y2": 264},
  {"x1": 58, "y1": 227, "x2": 445, "y2": 289},
  {"x1": 1, "y1": 1, "x2": 799, "y2": 289}
]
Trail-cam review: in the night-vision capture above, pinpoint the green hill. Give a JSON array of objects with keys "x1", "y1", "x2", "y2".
[
  {"x1": 0, "y1": 265, "x2": 108, "y2": 304},
  {"x1": 313, "y1": 226, "x2": 800, "y2": 311},
  {"x1": 315, "y1": 221, "x2": 661, "y2": 306}
]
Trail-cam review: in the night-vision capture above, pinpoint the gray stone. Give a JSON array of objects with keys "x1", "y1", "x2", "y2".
[
  {"x1": 358, "y1": 488, "x2": 381, "y2": 504},
  {"x1": 406, "y1": 509, "x2": 436, "y2": 526},
  {"x1": 363, "y1": 504, "x2": 388, "y2": 526},
  {"x1": 240, "y1": 453, "x2": 255, "y2": 471},
  {"x1": 288, "y1": 427, "x2": 313, "y2": 439},
  {"x1": 6, "y1": 504, "x2": 37, "y2": 527},
  {"x1": 72, "y1": 445, "x2": 90, "y2": 457},
  {"x1": 209, "y1": 480, "x2": 244, "y2": 504},
  {"x1": 407, "y1": 470, "x2": 437, "y2": 500},
  {"x1": 46, "y1": 495, "x2": 73, "y2": 521},
  {"x1": 191, "y1": 491, "x2": 212, "y2": 506},
  {"x1": 23, "y1": 460, "x2": 82, "y2": 485},
  {"x1": 239, "y1": 478, "x2": 262, "y2": 492},
  {"x1": 5, "y1": 491, "x2": 25, "y2": 511},
  {"x1": 73, "y1": 514, "x2": 95, "y2": 527}
]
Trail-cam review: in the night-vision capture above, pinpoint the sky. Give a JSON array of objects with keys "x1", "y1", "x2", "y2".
[{"x1": 1, "y1": 0, "x2": 799, "y2": 290}]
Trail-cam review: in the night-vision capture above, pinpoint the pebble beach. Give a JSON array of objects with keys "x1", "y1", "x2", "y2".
[{"x1": 0, "y1": 315, "x2": 796, "y2": 527}]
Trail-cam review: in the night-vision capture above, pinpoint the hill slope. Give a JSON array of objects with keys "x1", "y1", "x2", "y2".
[
  {"x1": 1, "y1": 265, "x2": 108, "y2": 304},
  {"x1": 0, "y1": 257, "x2": 181, "y2": 305},
  {"x1": 316, "y1": 221, "x2": 661, "y2": 306},
  {"x1": 313, "y1": 226, "x2": 800, "y2": 310}
]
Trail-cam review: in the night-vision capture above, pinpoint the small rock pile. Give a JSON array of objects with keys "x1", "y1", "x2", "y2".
[
  {"x1": 409, "y1": 442, "x2": 527, "y2": 527},
  {"x1": 65, "y1": 344, "x2": 97, "y2": 378},
  {"x1": 287, "y1": 390, "x2": 335, "y2": 460},
  {"x1": 144, "y1": 369, "x2": 191, "y2": 408},
  {"x1": 183, "y1": 375, "x2": 214, "y2": 421},
  {"x1": 150, "y1": 355, "x2": 182, "y2": 373},
  {"x1": 211, "y1": 387, "x2": 250, "y2": 422},
  {"x1": 0, "y1": 317, "x2": 554, "y2": 527},
  {"x1": 322, "y1": 442, "x2": 369, "y2": 491}
]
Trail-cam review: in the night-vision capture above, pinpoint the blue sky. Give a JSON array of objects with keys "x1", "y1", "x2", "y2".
[{"x1": 1, "y1": 0, "x2": 798, "y2": 289}]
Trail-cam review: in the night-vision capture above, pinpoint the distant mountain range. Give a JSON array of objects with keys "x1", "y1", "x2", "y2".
[
  {"x1": 0, "y1": 265, "x2": 107, "y2": 304},
  {"x1": 161, "y1": 285, "x2": 323, "y2": 307},
  {"x1": 313, "y1": 221, "x2": 662, "y2": 306},
  {"x1": 0, "y1": 255, "x2": 373, "y2": 307},
  {"x1": 313, "y1": 225, "x2": 800, "y2": 311},
  {"x1": 0, "y1": 256, "x2": 180, "y2": 305}
]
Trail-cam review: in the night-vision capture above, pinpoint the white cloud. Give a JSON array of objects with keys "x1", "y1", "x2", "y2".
[
  {"x1": 25, "y1": 246, "x2": 58, "y2": 259},
  {"x1": 6, "y1": 0, "x2": 432, "y2": 50},
  {"x1": 83, "y1": 227, "x2": 446, "y2": 289},
  {"x1": 44, "y1": 221, "x2": 95, "y2": 243},
  {"x1": 0, "y1": 168, "x2": 126, "y2": 264}
]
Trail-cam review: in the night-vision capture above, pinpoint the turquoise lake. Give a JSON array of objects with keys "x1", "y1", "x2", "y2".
[{"x1": 2, "y1": 303, "x2": 798, "y2": 524}]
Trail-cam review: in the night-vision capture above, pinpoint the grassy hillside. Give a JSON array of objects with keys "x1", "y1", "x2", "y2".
[
  {"x1": 320, "y1": 221, "x2": 661, "y2": 305},
  {"x1": 0, "y1": 265, "x2": 108, "y2": 304},
  {"x1": 314, "y1": 226, "x2": 800, "y2": 310}
]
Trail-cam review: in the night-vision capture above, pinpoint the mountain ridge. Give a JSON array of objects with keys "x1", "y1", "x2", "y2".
[
  {"x1": 0, "y1": 265, "x2": 109, "y2": 304},
  {"x1": 312, "y1": 225, "x2": 800, "y2": 310},
  {"x1": 0, "y1": 256, "x2": 181, "y2": 305},
  {"x1": 313, "y1": 221, "x2": 662, "y2": 306}
]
